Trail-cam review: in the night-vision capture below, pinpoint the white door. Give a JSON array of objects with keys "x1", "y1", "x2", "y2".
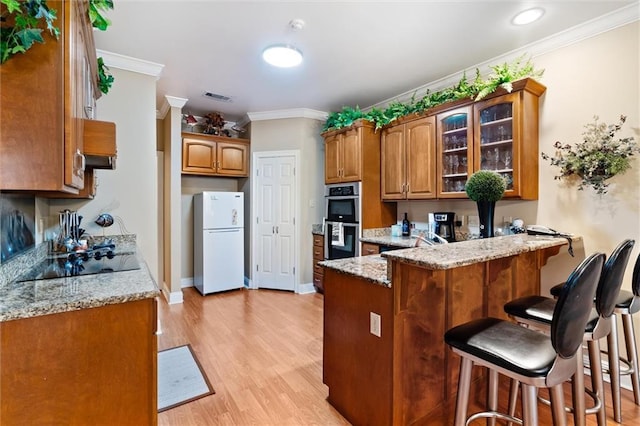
[{"x1": 255, "y1": 153, "x2": 297, "y2": 291}]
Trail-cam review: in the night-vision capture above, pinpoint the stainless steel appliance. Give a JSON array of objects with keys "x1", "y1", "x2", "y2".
[
  {"x1": 324, "y1": 183, "x2": 361, "y2": 259},
  {"x1": 433, "y1": 211, "x2": 456, "y2": 243}
]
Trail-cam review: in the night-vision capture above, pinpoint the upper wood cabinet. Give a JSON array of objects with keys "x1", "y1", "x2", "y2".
[
  {"x1": 323, "y1": 125, "x2": 363, "y2": 183},
  {"x1": 436, "y1": 78, "x2": 546, "y2": 199},
  {"x1": 381, "y1": 116, "x2": 437, "y2": 200},
  {"x1": 182, "y1": 132, "x2": 249, "y2": 177},
  {"x1": 0, "y1": 0, "x2": 100, "y2": 194}
]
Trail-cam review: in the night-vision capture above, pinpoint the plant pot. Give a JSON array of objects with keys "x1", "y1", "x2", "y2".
[{"x1": 476, "y1": 200, "x2": 496, "y2": 238}]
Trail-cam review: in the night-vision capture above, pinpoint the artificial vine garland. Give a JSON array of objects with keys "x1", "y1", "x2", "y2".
[{"x1": 323, "y1": 54, "x2": 544, "y2": 132}]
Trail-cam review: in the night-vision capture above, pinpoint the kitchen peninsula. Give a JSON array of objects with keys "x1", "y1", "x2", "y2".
[
  {"x1": 320, "y1": 234, "x2": 574, "y2": 426},
  {"x1": 0, "y1": 237, "x2": 160, "y2": 425}
]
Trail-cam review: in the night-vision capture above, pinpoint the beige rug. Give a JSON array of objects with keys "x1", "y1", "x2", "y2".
[{"x1": 158, "y1": 344, "x2": 215, "y2": 412}]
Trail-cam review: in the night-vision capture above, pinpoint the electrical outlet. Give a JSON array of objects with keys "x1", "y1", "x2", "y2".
[{"x1": 370, "y1": 312, "x2": 381, "y2": 337}]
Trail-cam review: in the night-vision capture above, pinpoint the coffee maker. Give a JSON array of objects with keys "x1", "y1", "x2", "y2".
[{"x1": 433, "y1": 212, "x2": 456, "y2": 242}]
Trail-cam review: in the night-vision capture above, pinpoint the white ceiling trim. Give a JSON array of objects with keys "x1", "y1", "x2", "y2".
[
  {"x1": 96, "y1": 49, "x2": 164, "y2": 79},
  {"x1": 157, "y1": 96, "x2": 188, "y2": 119},
  {"x1": 369, "y1": 4, "x2": 639, "y2": 110},
  {"x1": 247, "y1": 108, "x2": 328, "y2": 122}
]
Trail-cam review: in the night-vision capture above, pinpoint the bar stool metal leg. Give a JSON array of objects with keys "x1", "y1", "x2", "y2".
[
  {"x1": 454, "y1": 357, "x2": 473, "y2": 426},
  {"x1": 522, "y1": 384, "x2": 539, "y2": 425},
  {"x1": 572, "y1": 345, "x2": 587, "y2": 426},
  {"x1": 607, "y1": 314, "x2": 622, "y2": 423},
  {"x1": 622, "y1": 311, "x2": 640, "y2": 404},
  {"x1": 549, "y1": 384, "x2": 568, "y2": 426},
  {"x1": 587, "y1": 339, "x2": 607, "y2": 426},
  {"x1": 488, "y1": 369, "x2": 498, "y2": 426}
]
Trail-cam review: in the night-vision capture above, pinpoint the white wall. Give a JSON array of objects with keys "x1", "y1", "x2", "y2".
[{"x1": 44, "y1": 67, "x2": 160, "y2": 283}]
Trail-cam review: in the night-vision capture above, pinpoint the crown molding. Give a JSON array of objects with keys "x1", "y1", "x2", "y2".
[
  {"x1": 247, "y1": 108, "x2": 328, "y2": 122},
  {"x1": 96, "y1": 49, "x2": 164, "y2": 79},
  {"x1": 369, "y1": 4, "x2": 639, "y2": 110},
  {"x1": 157, "y1": 96, "x2": 188, "y2": 119}
]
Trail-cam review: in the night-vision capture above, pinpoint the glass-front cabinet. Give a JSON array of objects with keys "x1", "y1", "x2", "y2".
[
  {"x1": 436, "y1": 106, "x2": 473, "y2": 198},
  {"x1": 475, "y1": 93, "x2": 517, "y2": 194},
  {"x1": 435, "y1": 79, "x2": 545, "y2": 200}
]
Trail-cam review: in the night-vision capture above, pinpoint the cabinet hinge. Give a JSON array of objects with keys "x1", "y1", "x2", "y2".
[
  {"x1": 256, "y1": 169, "x2": 260, "y2": 176},
  {"x1": 293, "y1": 267, "x2": 295, "y2": 275},
  {"x1": 256, "y1": 217, "x2": 259, "y2": 224},
  {"x1": 256, "y1": 264, "x2": 259, "y2": 272}
]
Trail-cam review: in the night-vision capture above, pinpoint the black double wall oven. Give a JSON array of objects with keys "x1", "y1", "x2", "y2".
[{"x1": 324, "y1": 183, "x2": 361, "y2": 260}]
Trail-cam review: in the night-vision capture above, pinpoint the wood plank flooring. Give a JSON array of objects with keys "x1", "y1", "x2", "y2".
[{"x1": 158, "y1": 287, "x2": 640, "y2": 425}]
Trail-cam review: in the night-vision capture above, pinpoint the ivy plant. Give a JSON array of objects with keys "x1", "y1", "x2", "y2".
[
  {"x1": 89, "y1": 0, "x2": 115, "y2": 94},
  {"x1": 0, "y1": 0, "x2": 60, "y2": 63}
]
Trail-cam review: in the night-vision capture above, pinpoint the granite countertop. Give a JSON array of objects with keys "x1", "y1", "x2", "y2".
[
  {"x1": 381, "y1": 234, "x2": 576, "y2": 270},
  {"x1": 319, "y1": 255, "x2": 390, "y2": 287},
  {"x1": 312, "y1": 224, "x2": 323, "y2": 235},
  {"x1": 0, "y1": 236, "x2": 160, "y2": 322},
  {"x1": 360, "y1": 234, "x2": 417, "y2": 248},
  {"x1": 321, "y1": 234, "x2": 576, "y2": 286}
]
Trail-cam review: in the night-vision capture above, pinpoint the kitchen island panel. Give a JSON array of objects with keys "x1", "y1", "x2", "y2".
[{"x1": 323, "y1": 268, "x2": 394, "y2": 426}]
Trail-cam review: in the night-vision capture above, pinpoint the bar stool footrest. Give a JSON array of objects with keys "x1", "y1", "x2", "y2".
[
  {"x1": 537, "y1": 387, "x2": 602, "y2": 415},
  {"x1": 467, "y1": 411, "x2": 523, "y2": 426}
]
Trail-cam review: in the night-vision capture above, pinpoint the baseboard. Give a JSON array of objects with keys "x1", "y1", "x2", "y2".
[
  {"x1": 181, "y1": 277, "x2": 194, "y2": 288},
  {"x1": 161, "y1": 281, "x2": 184, "y2": 305},
  {"x1": 297, "y1": 282, "x2": 317, "y2": 294}
]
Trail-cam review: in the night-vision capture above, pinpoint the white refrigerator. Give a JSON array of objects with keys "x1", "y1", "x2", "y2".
[{"x1": 193, "y1": 192, "x2": 244, "y2": 295}]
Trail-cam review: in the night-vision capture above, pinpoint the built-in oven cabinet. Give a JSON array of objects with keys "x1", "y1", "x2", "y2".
[
  {"x1": 324, "y1": 222, "x2": 360, "y2": 260},
  {"x1": 435, "y1": 78, "x2": 546, "y2": 200},
  {"x1": 324, "y1": 127, "x2": 362, "y2": 183}
]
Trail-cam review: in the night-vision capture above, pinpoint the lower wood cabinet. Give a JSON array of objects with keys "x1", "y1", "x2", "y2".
[
  {"x1": 361, "y1": 242, "x2": 380, "y2": 256},
  {"x1": 312, "y1": 234, "x2": 325, "y2": 293},
  {"x1": 182, "y1": 132, "x2": 249, "y2": 177},
  {"x1": 0, "y1": 298, "x2": 158, "y2": 425}
]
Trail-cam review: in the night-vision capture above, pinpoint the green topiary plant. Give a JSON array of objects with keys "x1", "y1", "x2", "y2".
[{"x1": 465, "y1": 170, "x2": 506, "y2": 202}]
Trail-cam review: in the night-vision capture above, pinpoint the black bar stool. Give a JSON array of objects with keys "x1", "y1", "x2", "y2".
[
  {"x1": 609, "y1": 253, "x2": 640, "y2": 421},
  {"x1": 504, "y1": 239, "x2": 635, "y2": 426},
  {"x1": 445, "y1": 252, "x2": 604, "y2": 426},
  {"x1": 548, "y1": 241, "x2": 637, "y2": 423}
]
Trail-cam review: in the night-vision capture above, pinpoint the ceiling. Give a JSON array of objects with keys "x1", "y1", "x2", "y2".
[{"x1": 93, "y1": 1, "x2": 638, "y2": 123}]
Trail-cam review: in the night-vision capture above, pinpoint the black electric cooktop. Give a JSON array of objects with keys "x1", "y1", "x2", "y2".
[{"x1": 17, "y1": 247, "x2": 140, "y2": 282}]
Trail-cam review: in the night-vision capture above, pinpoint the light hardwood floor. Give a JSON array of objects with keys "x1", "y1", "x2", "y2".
[{"x1": 158, "y1": 287, "x2": 640, "y2": 425}]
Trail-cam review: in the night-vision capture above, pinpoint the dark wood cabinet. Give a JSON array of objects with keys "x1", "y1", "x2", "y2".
[
  {"x1": 182, "y1": 132, "x2": 249, "y2": 177},
  {"x1": 361, "y1": 242, "x2": 380, "y2": 256},
  {"x1": 0, "y1": 0, "x2": 101, "y2": 194},
  {"x1": 312, "y1": 234, "x2": 325, "y2": 293}
]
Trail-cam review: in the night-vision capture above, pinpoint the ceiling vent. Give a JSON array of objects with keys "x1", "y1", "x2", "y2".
[{"x1": 202, "y1": 91, "x2": 233, "y2": 103}]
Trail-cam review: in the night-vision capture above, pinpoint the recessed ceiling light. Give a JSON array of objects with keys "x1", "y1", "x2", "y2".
[
  {"x1": 262, "y1": 44, "x2": 303, "y2": 68},
  {"x1": 512, "y1": 7, "x2": 545, "y2": 25}
]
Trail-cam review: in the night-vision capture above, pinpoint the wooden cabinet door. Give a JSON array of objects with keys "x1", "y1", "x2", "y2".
[
  {"x1": 217, "y1": 141, "x2": 248, "y2": 176},
  {"x1": 182, "y1": 138, "x2": 216, "y2": 174},
  {"x1": 381, "y1": 125, "x2": 406, "y2": 200},
  {"x1": 340, "y1": 127, "x2": 362, "y2": 182},
  {"x1": 405, "y1": 116, "x2": 437, "y2": 199},
  {"x1": 324, "y1": 133, "x2": 342, "y2": 183}
]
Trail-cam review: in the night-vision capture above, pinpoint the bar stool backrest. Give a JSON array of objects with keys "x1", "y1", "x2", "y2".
[
  {"x1": 632, "y1": 253, "x2": 640, "y2": 297},
  {"x1": 596, "y1": 239, "x2": 635, "y2": 318},
  {"x1": 552, "y1": 252, "x2": 605, "y2": 359}
]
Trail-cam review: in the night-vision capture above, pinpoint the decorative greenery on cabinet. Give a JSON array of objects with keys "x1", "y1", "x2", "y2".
[
  {"x1": 322, "y1": 54, "x2": 544, "y2": 132},
  {"x1": 1, "y1": 0, "x2": 115, "y2": 94}
]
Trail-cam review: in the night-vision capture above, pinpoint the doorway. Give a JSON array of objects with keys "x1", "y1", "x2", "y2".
[{"x1": 252, "y1": 151, "x2": 299, "y2": 292}]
